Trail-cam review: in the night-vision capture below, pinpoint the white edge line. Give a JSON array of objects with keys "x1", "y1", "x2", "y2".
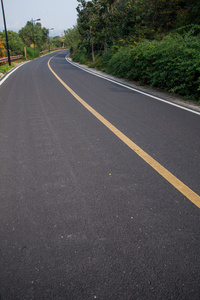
[
  {"x1": 0, "y1": 51, "x2": 64, "y2": 86},
  {"x1": 0, "y1": 61, "x2": 30, "y2": 86},
  {"x1": 65, "y1": 56, "x2": 200, "y2": 116}
]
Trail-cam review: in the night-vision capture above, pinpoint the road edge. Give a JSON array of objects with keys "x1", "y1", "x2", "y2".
[
  {"x1": 65, "y1": 56, "x2": 200, "y2": 116},
  {"x1": 0, "y1": 61, "x2": 30, "y2": 86}
]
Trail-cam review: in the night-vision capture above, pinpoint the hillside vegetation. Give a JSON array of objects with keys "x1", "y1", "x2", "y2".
[{"x1": 65, "y1": 0, "x2": 200, "y2": 101}]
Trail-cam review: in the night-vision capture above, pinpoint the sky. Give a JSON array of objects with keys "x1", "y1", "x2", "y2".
[{"x1": 0, "y1": 0, "x2": 78, "y2": 36}]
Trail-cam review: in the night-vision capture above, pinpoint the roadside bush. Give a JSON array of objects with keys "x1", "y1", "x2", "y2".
[
  {"x1": 71, "y1": 49, "x2": 88, "y2": 64},
  {"x1": 106, "y1": 46, "x2": 133, "y2": 76},
  {"x1": 25, "y1": 47, "x2": 40, "y2": 60},
  {"x1": 72, "y1": 25, "x2": 200, "y2": 100},
  {"x1": 71, "y1": 44, "x2": 89, "y2": 65},
  {"x1": 98, "y1": 30, "x2": 200, "y2": 100},
  {"x1": 91, "y1": 52, "x2": 104, "y2": 69},
  {"x1": 100, "y1": 47, "x2": 119, "y2": 72}
]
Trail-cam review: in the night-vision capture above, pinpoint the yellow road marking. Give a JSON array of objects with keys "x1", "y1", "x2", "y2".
[{"x1": 48, "y1": 55, "x2": 200, "y2": 208}]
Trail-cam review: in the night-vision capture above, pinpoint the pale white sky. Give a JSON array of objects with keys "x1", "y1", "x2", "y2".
[{"x1": 0, "y1": 0, "x2": 78, "y2": 36}]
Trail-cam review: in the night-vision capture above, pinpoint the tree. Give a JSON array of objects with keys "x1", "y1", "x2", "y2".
[
  {"x1": 51, "y1": 36, "x2": 63, "y2": 48},
  {"x1": 19, "y1": 21, "x2": 48, "y2": 50},
  {"x1": 0, "y1": 32, "x2": 6, "y2": 57},
  {"x1": 74, "y1": 0, "x2": 200, "y2": 65},
  {"x1": 19, "y1": 21, "x2": 33, "y2": 47},
  {"x1": 176, "y1": 0, "x2": 200, "y2": 27},
  {"x1": 76, "y1": 0, "x2": 122, "y2": 60},
  {"x1": 64, "y1": 26, "x2": 81, "y2": 49},
  {"x1": 5, "y1": 31, "x2": 25, "y2": 55}
]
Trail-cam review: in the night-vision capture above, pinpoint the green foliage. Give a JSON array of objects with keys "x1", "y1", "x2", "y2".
[
  {"x1": 71, "y1": 47, "x2": 89, "y2": 65},
  {"x1": 75, "y1": 0, "x2": 200, "y2": 56},
  {"x1": 1, "y1": 31, "x2": 25, "y2": 55},
  {"x1": 0, "y1": 59, "x2": 26, "y2": 74},
  {"x1": 99, "y1": 46, "x2": 118, "y2": 70},
  {"x1": 64, "y1": 26, "x2": 81, "y2": 59},
  {"x1": 68, "y1": 1, "x2": 200, "y2": 101},
  {"x1": 0, "y1": 63, "x2": 14, "y2": 74},
  {"x1": 51, "y1": 36, "x2": 63, "y2": 48},
  {"x1": 96, "y1": 28, "x2": 200, "y2": 100},
  {"x1": 19, "y1": 21, "x2": 48, "y2": 50},
  {"x1": 72, "y1": 0, "x2": 200, "y2": 101},
  {"x1": 25, "y1": 47, "x2": 40, "y2": 60}
]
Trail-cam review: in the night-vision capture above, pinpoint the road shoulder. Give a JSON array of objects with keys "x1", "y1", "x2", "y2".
[{"x1": 66, "y1": 56, "x2": 200, "y2": 114}]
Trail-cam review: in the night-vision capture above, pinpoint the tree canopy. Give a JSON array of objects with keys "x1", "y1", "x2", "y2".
[
  {"x1": 19, "y1": 21, "x2": 48, "y2": 50},
  {"x1": 65, "y1": 0, "x2": 200, "y2": 101},
  {"x1": 72, "y1": 0, "x2": 200, "y2": 60}
]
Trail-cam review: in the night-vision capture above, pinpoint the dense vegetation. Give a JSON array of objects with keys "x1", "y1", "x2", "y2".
[
  {"x1": 0, "y1": 22, "x2": 64, "y2": 60},
  {"x1": 65, "y1": 0, "x2": 200, "y2": 101}
]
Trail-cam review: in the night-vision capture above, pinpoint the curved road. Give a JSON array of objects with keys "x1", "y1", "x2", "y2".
[{"x1": 0, "y1": 50, "x2": 200, "y2": 299}]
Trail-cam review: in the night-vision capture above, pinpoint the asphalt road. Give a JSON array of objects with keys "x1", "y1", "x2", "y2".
[{"x1": 0, "y1": 50, "x2": 200, "y2": 299}]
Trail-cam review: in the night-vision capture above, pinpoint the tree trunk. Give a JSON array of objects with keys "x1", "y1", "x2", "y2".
[{"x1": 90, "y1": 27, "x2": 95, "y2": 63}]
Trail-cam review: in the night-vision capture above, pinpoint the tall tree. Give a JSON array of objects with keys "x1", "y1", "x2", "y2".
[
  {"x1": 74, "y1": 0, "x2": 200, "y2": 61},
  {"x1": 76, "y1": 0, "x2": 123, "y2": 56},
  {"x1": 19, "y1": 21, "x2": 48, "y2": 50},
  {"x1": 77, "y1": 0, "x2": 99, "y2": 62},
  {"x1": 6, "y1": 31, "x2": 25, "y2": 55},
  {"x1": 64, "y1": 26, "x2": 81, "y2": 49}
]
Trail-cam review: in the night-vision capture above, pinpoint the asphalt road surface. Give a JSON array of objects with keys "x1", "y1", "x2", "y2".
[{"x1": 0, "y1": 50, "x2": 200, "y2": 299}]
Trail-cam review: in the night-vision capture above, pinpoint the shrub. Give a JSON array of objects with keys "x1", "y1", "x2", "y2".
[
  {"x1": 25, "y1": 47, "x2": 40, "y2": 60},
  {"x1": 71, "y1": 48, "x2": 88, "y2": 65},
  {"x1": 99, "y1": 32, "x2": 200, "y2": 100},
  {"x1": 74, "y1": 25, "x2": 200, "y2": 100}
]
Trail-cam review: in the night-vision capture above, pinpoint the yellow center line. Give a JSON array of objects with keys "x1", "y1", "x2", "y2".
[{"x1": 48, "y1": 55, "x2": 200, "y2": 208}]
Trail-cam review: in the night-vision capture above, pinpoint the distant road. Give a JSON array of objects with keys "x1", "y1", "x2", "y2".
[{"x1": 0, "y1": 50, "x2": 200, "y2": 299}]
